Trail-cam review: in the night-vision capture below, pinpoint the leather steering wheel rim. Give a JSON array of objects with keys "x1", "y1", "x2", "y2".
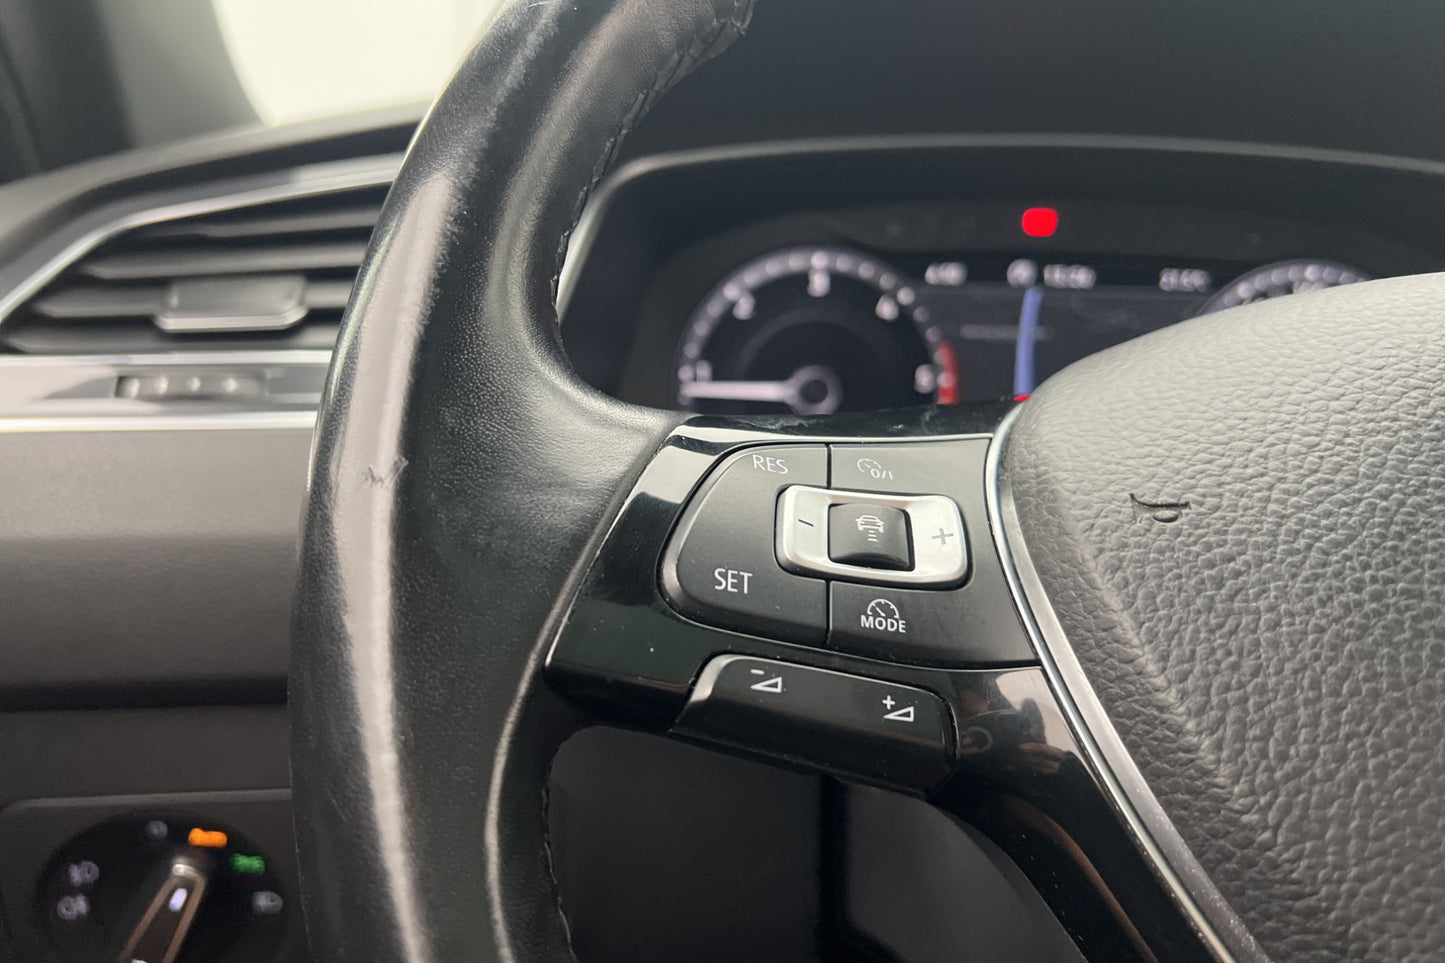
[{"x1": 291, "y1": 1, "x2": 749, "y2": 959}]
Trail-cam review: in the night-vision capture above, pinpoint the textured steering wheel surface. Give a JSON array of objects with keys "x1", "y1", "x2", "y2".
[
  {"x1": 291, "y1": 0, "x2": 1445, "y2": 960},
  {"x1": 291, "y1": 0, "x2": 749, "y2": 959},
  {"x1": 1004, "y1": 276, "x2": 1445, "y2": 962}
]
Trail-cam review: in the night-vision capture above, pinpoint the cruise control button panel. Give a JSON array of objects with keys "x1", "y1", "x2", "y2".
[
  {"x1": 661, "y1": 446, "x2": 828, "y2": 643},
  {"x1": 674, "y1": 655, "x2": 953, "y2": 788},
  {"x1": 655, "y1": 438, "x2": 1034, "y2": 666}
]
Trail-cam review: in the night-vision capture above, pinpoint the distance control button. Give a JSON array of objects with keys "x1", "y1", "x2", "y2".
[
  {"x1": 674, "y1": 655, "x2": 953, "y2": 788},
  {"x1": 835, "y1": 446, "x2": 952, "y2": 494},
  {"x1": 661, "y1": 446, "x2": 828, "y2": 643},
  {"x1": 828, "y1": 503, "x2": 912, "y2": 570}
]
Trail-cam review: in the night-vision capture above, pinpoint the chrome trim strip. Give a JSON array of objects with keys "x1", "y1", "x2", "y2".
[
  {"x1": 0, "y1": 411, "x2": 317, "y2": 433},
  {"x1": 0, "y1": 351, "x2": 333, "y2": 427},
  {"x1": 985, "y1": 405, "x2": 1266, "y2": 963},
  {"x1": 0, "y1": 154, "x2": 400, "y2": 328},
  {"x1": 0, "y1": 349, "x2": 334, "y2": 369}
]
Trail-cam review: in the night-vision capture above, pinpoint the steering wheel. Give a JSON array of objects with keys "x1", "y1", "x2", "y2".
[{"x1": 289, "y1": 1, "x2": 1445, "y2": 960}]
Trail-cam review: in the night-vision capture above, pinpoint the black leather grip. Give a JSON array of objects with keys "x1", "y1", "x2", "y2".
[{"x1": 290, "y1": 1, "x2": 752, "y2": 961}]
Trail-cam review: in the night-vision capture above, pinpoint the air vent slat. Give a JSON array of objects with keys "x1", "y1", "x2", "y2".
[
  {"x1": 31, "y1": 286, "x2": 167, "y2": 319},
  {"x1": 156, "y1": 275, "x2": 308, "y2": 333},
  {"x1": 139, "y1": 206, "x2": 384, "y2": 240},
  {"x1": 32, "y1": 279, "x2": 355, "y2": 324},
  {"x1": 301, "y1": 280, "x2": 355, "y2": 310},
  {"x1": 2, "y1": 323, "x2": 343, "y2": 355},
  {"x1": 80, "y1": 242, "x2": 368, "y2": 281},
  {"x1": 1, "y1": 176, "x2": 386, "y2": 355}
]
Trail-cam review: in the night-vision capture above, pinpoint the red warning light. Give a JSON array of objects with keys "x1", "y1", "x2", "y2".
[{"x1": 1021, "y1": 207, "x2": 1059, "y2": 238}]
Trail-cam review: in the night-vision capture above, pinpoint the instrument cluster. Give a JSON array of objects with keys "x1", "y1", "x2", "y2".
[
  {"x1": 672, "y1": 211, "x2": 1371, "y2": 414},
  {"x1": 554, "y1": 143, "x2": 1440, "y2": 413}
]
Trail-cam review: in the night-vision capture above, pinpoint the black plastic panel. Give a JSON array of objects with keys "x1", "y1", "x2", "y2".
[
  {"x1": 840, "y1": 785, "x2": 1085, "y2": 963},
  {"x1": 0, "y1": 427, "x2": 309, "y2": 702},
  {"x1": 621, "y1": 0, "x2": 1445, "y2": 165},
  {"x1": 549, "y1": 727, "x2": 823, "y2": 963}
]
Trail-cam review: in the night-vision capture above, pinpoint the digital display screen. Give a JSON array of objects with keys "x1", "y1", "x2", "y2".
[
  {"x1": 895, "y1": 253, "x2": 1252, "y2": 399},
  {"x1": 671, "y1": 235, "x2": 1367, "y2": 416}
]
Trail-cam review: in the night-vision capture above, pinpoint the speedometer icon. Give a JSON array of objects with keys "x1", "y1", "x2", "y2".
[{"x1": 865, "y1": 598, "x2": 901, "y2": 620}]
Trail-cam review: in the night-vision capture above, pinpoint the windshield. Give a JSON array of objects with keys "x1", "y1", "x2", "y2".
[
  {"x1": 89, "y1": 0, "x2": 502, "y2": 150},
  {"x1": 211, "y1": 0, "x2": 498, "y2": 127}
]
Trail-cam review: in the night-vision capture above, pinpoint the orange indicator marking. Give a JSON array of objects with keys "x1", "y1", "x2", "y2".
[{"x1": 188, "y1": 828, "x2": 228, "y2": 849}]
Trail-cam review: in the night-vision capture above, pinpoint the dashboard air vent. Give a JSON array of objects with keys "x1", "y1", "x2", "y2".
[{"x1": 0, "y1": 184, "x2": 389, "y2": 354}]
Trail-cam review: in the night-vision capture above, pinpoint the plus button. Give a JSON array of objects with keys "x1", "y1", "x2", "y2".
[{"x1": 931, "y1": 528, "x2": 955, "y2": 545}]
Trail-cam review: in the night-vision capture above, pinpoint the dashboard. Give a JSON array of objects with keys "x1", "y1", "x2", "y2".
[
  {"x1": 1, "y1": 132, "x2": 1445, "y2": 963},
  {"x1": 560, "y1": 140, "x2": 1442, "y2": 416},
  {"x1": 6, "y1": 2, "x2": 1445, "y2": 959}
]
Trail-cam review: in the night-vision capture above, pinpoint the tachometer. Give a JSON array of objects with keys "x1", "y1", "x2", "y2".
[
  {"x1": 1196, "y1": 259, "x2": 1370, "y2": 315},
  {"x1": 674, "y1": 247, "x2": 955, "y2": 414}
]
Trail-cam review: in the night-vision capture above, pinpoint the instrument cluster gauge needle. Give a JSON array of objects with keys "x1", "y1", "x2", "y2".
[
  {"x1": 1013, "y1": 285, "x2": 1044, "y2": 397},
  {"x1": 676, "y1": 365, "x2": 843, "y2": 415}
]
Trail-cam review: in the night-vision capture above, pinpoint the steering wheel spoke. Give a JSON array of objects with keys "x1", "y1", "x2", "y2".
[{"x1": 545, "y1": 406, "x2": 1219, "y2": 963}]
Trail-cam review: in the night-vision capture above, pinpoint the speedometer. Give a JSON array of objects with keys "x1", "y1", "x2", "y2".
[
  {"x1": 674, "y1": 247, "x2": 956, "y2": 415},
  {"x1": 1196, "y1": 259, "x2": 1370, "y2": 315}
]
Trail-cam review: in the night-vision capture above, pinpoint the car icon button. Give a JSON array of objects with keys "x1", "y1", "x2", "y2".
[{"x1": 828, "y1": 503, "x2": 912, "y2": 570}]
